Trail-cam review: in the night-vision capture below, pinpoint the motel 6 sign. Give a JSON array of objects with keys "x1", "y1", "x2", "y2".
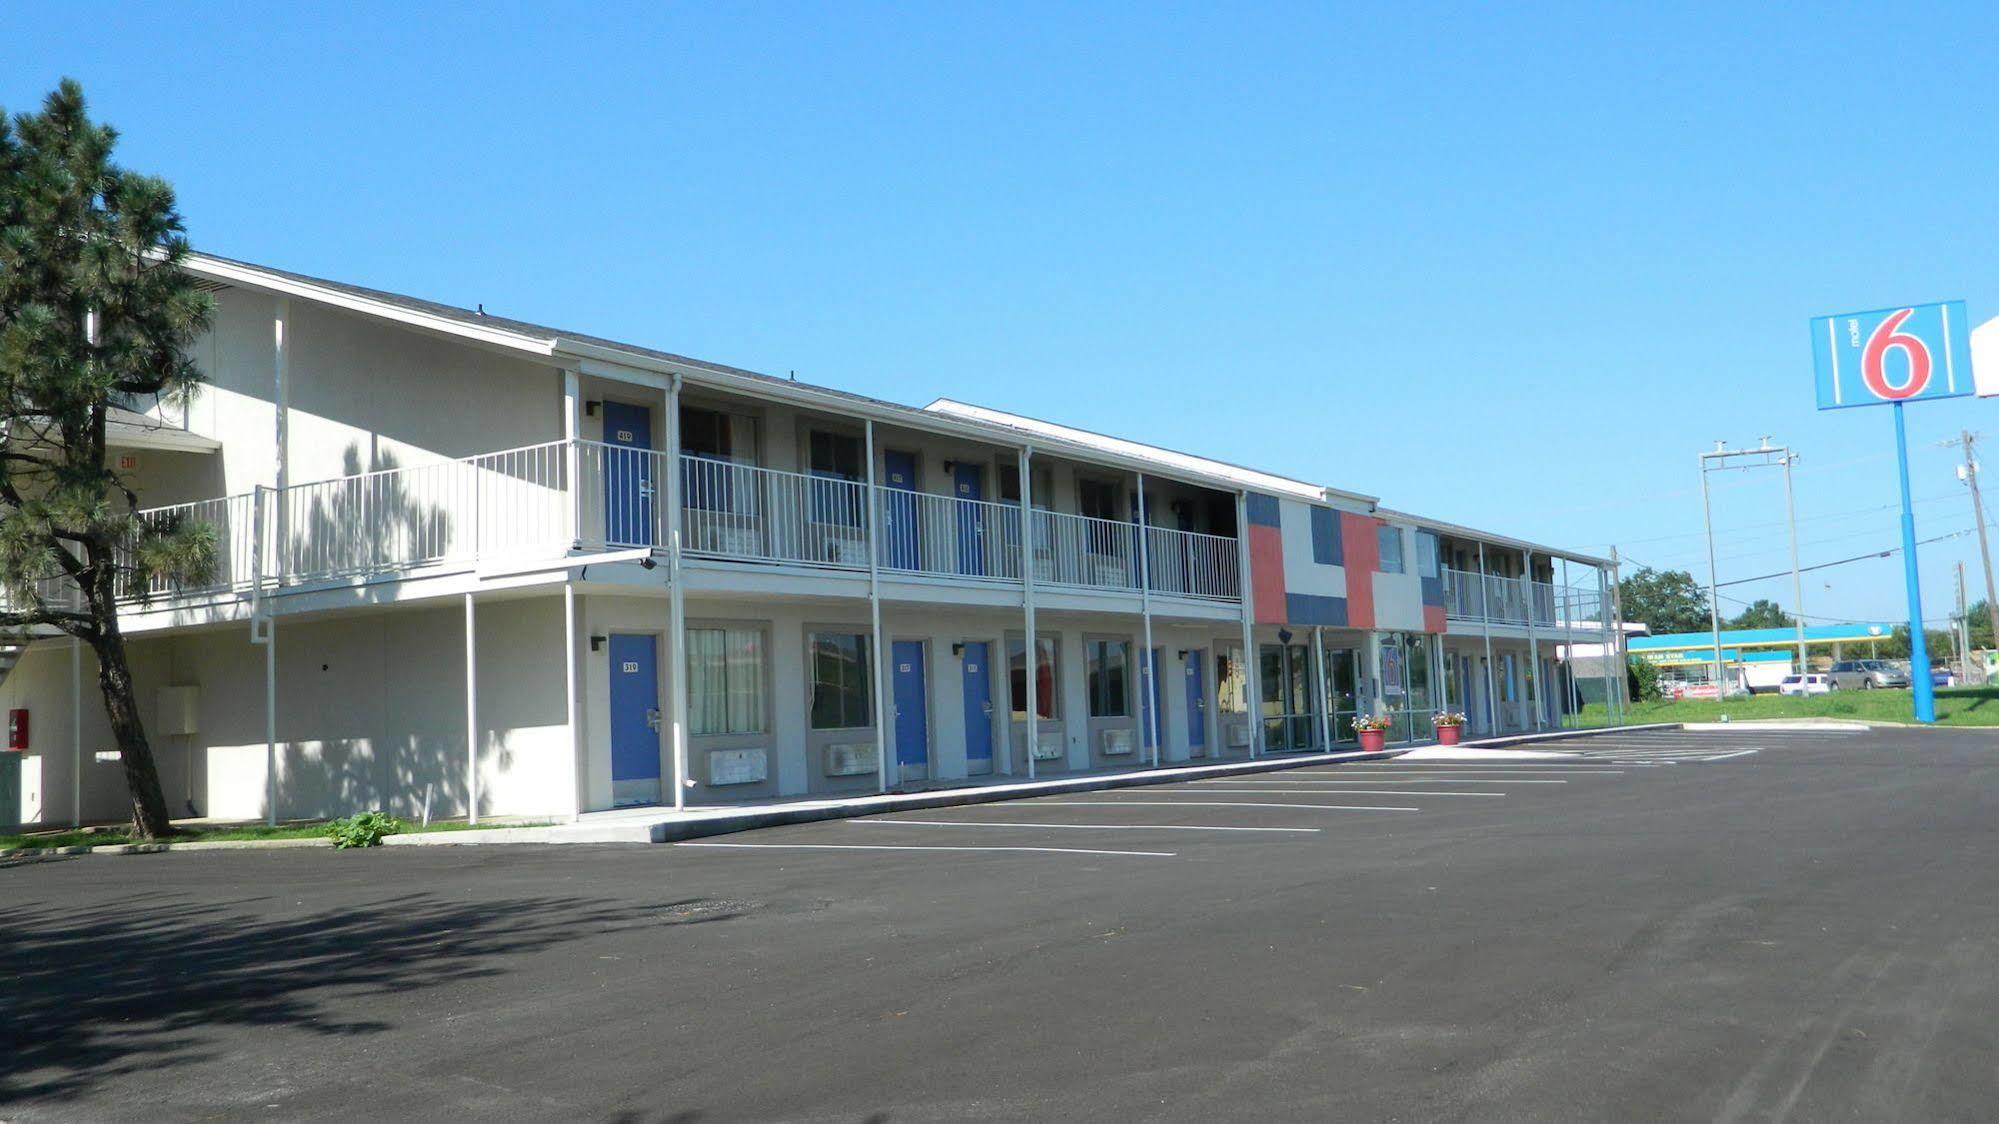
[{"x1": 1811, "y1": 301, "x2": 1973, "y2": 411}]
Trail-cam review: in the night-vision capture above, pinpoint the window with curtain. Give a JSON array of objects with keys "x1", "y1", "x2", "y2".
[
  {"x1": 1086, "y1": 639, "x2": 1130, "y2": 717},
  {"x1": 1216, "y1": 644, "x2": 1247, "y2": 714},
  {"x1": 809, "y1": 631, "x2": 871, "y2": 729},
  {"x1": 686, "y1": 627, "x2": 766, "y2": 736},
  {"x1": 1007, "y1": 636, "x2": 1060, "y2": 720},
  {"x1": 808, "y1": 431, "x2": 865, "y2": 527}
]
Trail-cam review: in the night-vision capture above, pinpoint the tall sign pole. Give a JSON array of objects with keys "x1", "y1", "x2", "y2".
[
  {"x1": 1811, "y1": 300, "x2": 1975, "y2": 724},
  {"x1": 1890, "y1": 402, "x2": 1937, "y2": 722}
]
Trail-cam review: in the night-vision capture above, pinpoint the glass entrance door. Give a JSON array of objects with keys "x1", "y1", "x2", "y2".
[
  {"x1": 1259, "y1": 642, "x2": 1318, "y2": 752},
  {"x1": 1379, "y1": 633, "x2": 1438, "y2": 743},
  {"x1": 1321, "y1": 643, "x2": 1360, "y2": 745}
]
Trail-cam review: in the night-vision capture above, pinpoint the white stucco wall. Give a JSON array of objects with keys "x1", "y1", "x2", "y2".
[{"x1": 0, "y1": 596, "x2": 572, "y2": 826}]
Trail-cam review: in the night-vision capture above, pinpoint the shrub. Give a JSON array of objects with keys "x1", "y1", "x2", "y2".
[
  {"x1": 1628, "y1": 656, "x2": 1663, "y2": 702},
  {"x1": 328, "y1": 811, "x2": 403, "y2": 849}
]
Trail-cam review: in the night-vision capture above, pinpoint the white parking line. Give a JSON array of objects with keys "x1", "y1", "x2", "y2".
[
  {"x1": 1196, "y1": 777, "x2": 1566, "y2": 785},
  {"x1": 675, "y1": 841, "x2": 1177, "y2": 857},
  {"x1": 854, "y1": 819, "x2": 1323, "y2": 833},
  {"x1": 1042, "y1": 800, "x2": 1421, "y2": 812},
  {"x1": 1143, "y1": 787, "x2": 1503, "y2": 797}
]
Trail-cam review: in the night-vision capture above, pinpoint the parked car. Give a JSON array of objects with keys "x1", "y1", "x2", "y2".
[
  {"x1": 1778, "y1": 673, "x2": 1831, "y2": 697},
  {"x1": 1826, "y1": 659, "x2": 1910, "y2": 690}
]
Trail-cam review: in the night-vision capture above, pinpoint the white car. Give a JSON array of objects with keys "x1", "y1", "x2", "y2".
[{"x1": 1778, "y1": 673, "x2": 1831, "y2": 697}]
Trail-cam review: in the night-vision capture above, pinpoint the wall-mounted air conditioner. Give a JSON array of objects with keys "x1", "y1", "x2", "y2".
[
  {"x1": 707, "y1": 747, "x2": 769, "y2": 786},
  {"x1": 824, "y1": 741, "x2": 877, "y2": 777},
  {"x1": 1099, "y1": 728, "x2": 1134, "y2": 756},
  {"x1": 1224, "y1": 719, "x2": 1251, "y2": 748}
]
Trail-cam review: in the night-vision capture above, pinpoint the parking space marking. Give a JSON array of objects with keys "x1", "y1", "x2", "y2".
[
  {"x1": 853, "y1": 820, "x2": 1323, "y2": 833},
  {"x1": 1145, "y1": 787, "x2": 1504, "y2": 797},
  {"x1": 1197, "y1": 776, "x2": 1567, "y2": 785},
  {"x1": 1041, "y1": 800, "x2": 1421, "y2": 812},
  {"x1": 675, "y1": 842, "x2": 1178, "y2": 858}
]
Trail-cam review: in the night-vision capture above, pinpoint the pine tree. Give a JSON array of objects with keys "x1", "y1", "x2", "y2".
[{"x1": 0, "y1": 80, "x2": 216, "y2": 838}]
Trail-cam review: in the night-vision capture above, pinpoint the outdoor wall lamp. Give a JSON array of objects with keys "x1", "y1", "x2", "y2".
[
  {"x1": 951, "y1": 643, "x2": 965, "y2": 657},
  {"x1": 590, "y1": 635, "x2": 607, "y2": 652},
  {"x1": 1176, "y1": 649, "x2": 1189, "y2": 662},
  {"x1": 1277, "y1": 629, "x2": 1293, "y2": 644},
  {"x1": 585, "y1": 400, "x2": 602, "y2": 417}
]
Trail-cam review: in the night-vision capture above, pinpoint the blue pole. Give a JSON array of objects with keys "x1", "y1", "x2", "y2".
[{"x1": 1893, "y1": 402, "x2": 1937, "y2": 722}]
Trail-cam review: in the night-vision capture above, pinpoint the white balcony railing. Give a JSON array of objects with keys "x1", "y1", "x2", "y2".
[
  {"x1": 1444, "y1": 567, "x2": 1608, "y2": 629},
  {"x1": 31, "y1": 440, "x2": 1242, "y2": 614}
]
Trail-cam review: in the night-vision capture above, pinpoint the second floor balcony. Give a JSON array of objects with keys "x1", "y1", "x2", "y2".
[
  {"x1": 105, "y1": 438, "x2": 1244, "y2": 611},
  {"x1": 1442, "y1": 567, "x2": 1607, "y2": 631}
]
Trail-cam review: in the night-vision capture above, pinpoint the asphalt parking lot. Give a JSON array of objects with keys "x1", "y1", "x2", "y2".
[{"x1": 6, "y1": 725, "x2": 1998, "y2": 1122}]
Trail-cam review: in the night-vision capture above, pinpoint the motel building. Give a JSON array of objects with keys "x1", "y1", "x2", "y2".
[{"x1": 0, "y1": 255, "x2": 1623, "y2": 829}]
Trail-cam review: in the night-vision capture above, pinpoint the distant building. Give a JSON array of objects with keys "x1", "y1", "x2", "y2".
[{"x1": 1629, "y1": 623, "x2": 1894, "y2": 695}]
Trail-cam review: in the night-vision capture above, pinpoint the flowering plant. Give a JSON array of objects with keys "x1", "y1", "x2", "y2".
[
  {"x1": 1351, "y1": 714, "x2": 1394, "y2": 733},
  {"x1": 1431, "y1": 711, "x2": 1467, "y2": 728}
]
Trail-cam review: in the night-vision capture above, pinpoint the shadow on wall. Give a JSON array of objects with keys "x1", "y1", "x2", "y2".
[
  {"x1": 285, "y1": 446, "x2": 455, "y2": 595},
  {"x1": 271, "y1": 731, "x2": 516, "y2": 822},
  {"x1": 0, "y1": 881, "x2": 743, "y2": 1105}
]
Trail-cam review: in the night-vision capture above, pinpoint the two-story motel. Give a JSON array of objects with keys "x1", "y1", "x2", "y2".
[{"x1": 1, "y1": 254, "x2": 1625, "y2": 828}]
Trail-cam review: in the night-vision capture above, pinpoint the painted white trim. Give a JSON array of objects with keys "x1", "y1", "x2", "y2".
[
  {"x1": 852, "y1": 820, "x2": 1321, "y2": 833},
  {"x1": 674, "y1": 841, "x2": 1177, "y2": 858},
  {"x1": 1044, "y1": 800, "x2": 1420, "y2": 812}
]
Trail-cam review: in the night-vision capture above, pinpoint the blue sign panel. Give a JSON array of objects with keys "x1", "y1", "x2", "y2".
[{"x1": 1812, "y1": 301, "x2": 1972, "y2": 411}]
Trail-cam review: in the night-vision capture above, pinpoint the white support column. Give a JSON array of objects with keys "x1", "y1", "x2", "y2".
[
  {"x1": 1608, "y1": 546, "x2": 1626, "y2": 725},
  {"x1": 1019, "y1": 447, "x2": 1039, "y2": 779},
  {"x1": 1561, "y1": 557, "x2": 1580, "y2": 720},
  {"x1": 1137, "y1": 473, "x2": 1160, "y2": 767},
  {"x1": 665, "y1": 374, "x2": 689, "y2": 811},
  {"x1": 1235, "y1": 492, "x2": 1260, "y2": 758},
  {"x1": 562, "y1": 368, "x2": 583, "y2": 548},
  {"x1": 272, "y1": 298, "x2": 290, "y2": 587},
  {"x1": 263, "y1": 622, "x2": 277, "y2": 826},
  {"x1": 866, "y1": 419, "x2": 890, "y2": 795},
  {"x1": 464, "y1": 593, "x2": 478, "y2": 825},
  {"x1": 1597, "y1": 564, "x2": 1615, "y2": 725},
  {"x1": 1477, "y1": 543, "x2": 1498, "y2": 736},
  {"x1": 70, "y1": 638, "x2": 81, "y2": 827},
  {"x1": 1523, "y1": 549, "x2": 1543, "y2": 732},
  {"x1": 564, "y1": 584, "x2": 584, "y2": 821},
  {"x1": 1312, "y1": 626, "x2": 1332, "y2": 752}
]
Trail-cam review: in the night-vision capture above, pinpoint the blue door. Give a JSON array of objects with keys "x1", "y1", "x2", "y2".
[
  {"x1": 892, "y1": 640, "x2": 929, "y2": 781},
  {"x1": 1141, "y1": 647, "x2": 1165, "y2": 751},
  {"x1": 608, "y1": 633, "x2": 661, "y2": 805},
  {"x1": 602, "y1": 401, "x2": 654, "y2": 546},
  {"x1": 961, "y1": 641, "x2": 994, "y2": 775},
  {"x1": 953, "y1": 462, "x2": 985, "y2": 576},
  {"x1": 1184, "y1": 649, "x2": 1207, "y2": 755},
  {"x1": 883, "y1": 450, "x2": 919, "y2": 570}
]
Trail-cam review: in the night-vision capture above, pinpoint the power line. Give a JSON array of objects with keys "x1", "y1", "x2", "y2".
[{"x1": 1713, "y1": 528, "x2": 1972, "y2": 588}]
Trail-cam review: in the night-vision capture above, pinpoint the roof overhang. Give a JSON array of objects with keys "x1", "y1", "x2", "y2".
[{"x1": 107, "y1": 407, "x2": 222, "y2": 453}]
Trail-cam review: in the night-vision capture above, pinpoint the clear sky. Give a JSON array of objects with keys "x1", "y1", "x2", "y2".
[{"x1": 6, "y1": 3, "x2": 1997, "y2": 626}]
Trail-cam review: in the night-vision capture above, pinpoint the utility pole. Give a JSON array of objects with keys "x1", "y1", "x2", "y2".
[
  {"x1": 1945, "y1": 430, "x2": 1999, "y2": 672},
  {"x1": 1955, "y1": 561, "x2": 1969, "y2": 681},
  {"x1": 1698, "y1": 439, "x2": 1805, "y2": 699}
]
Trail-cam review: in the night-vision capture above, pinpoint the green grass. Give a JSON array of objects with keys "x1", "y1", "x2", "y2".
[
  {"x1": 0, "y1": 816, "x2": 552, "y2": 851},
  {"x1": 1574, "y1": 686, "x2": 1999, "y2": 728}
]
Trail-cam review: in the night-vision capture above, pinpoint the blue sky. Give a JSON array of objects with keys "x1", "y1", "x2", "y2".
[{"x1": 6, "y1": 2, "x2": 1997, "y2": 625}]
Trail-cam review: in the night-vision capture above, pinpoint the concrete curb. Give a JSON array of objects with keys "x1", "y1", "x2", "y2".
[
  {"x1": 1679, "y1": 720, "x2": 1871, "y2": 732},
  {"x1": 1458, "y1": 724, "x2": 1681, "y2": 750},
  {"x1": 0, "y1": 836, "x2": 334, "y2": 859},
  {"x1": 387, "y1": 748, "x2": 1423, "y2": 847}
]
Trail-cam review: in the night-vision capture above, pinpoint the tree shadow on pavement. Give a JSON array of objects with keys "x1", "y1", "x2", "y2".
[{"x1": 0, "y1": 887, "x2": 742, "y2": 1106}]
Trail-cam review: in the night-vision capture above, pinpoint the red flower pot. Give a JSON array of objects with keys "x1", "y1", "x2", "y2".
[
  {"x1": 1358, "y1": 728, "x2": 1387, "y2": 753},
  {"x1": 1436, "y1": 724, "x2": 1462, "y2": 746}
]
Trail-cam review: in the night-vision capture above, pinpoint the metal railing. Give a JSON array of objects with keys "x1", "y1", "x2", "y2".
[
  {"x1": 877, "y1": 486, "x2": 1022, "y2": 582},
  {"x1": 27, "y1": 439, "x2": 1246, "y2": 611},
  {"x1": 1444, "y1": 568, "x2": 1609, "y2": 630}
]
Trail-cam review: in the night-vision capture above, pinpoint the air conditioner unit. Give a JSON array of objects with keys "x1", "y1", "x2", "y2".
[
  {"x1": 713, "y1": 525, "x2": 762, "y2": 556},
  {"x1": 1089, "y1": 555, "x2": 1129, "y2": 586},
  {"x1": 1223, "y1": 719, "x2": 1251, "y2": 748},
  {"x1": 1015, "y1": 728, "x2": 1065, "y2": 760},
  {"x1": 823, "y1": 741, "x2": 877, "y2": 777},
  {"x1": 706, "y1": 747, "x2": 769, "y2": 786},
  {"x1": 1099, "y1": 728, "x2": 1134, "y2": 756},
  {"x1": 814, "y1": 526, "x2": 869, "y2": 566}
]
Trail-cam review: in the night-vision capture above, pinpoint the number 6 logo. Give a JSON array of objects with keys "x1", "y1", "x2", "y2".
[{"x1": 1860, "y1": 308, "x2": 1932, "y2": 400}]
